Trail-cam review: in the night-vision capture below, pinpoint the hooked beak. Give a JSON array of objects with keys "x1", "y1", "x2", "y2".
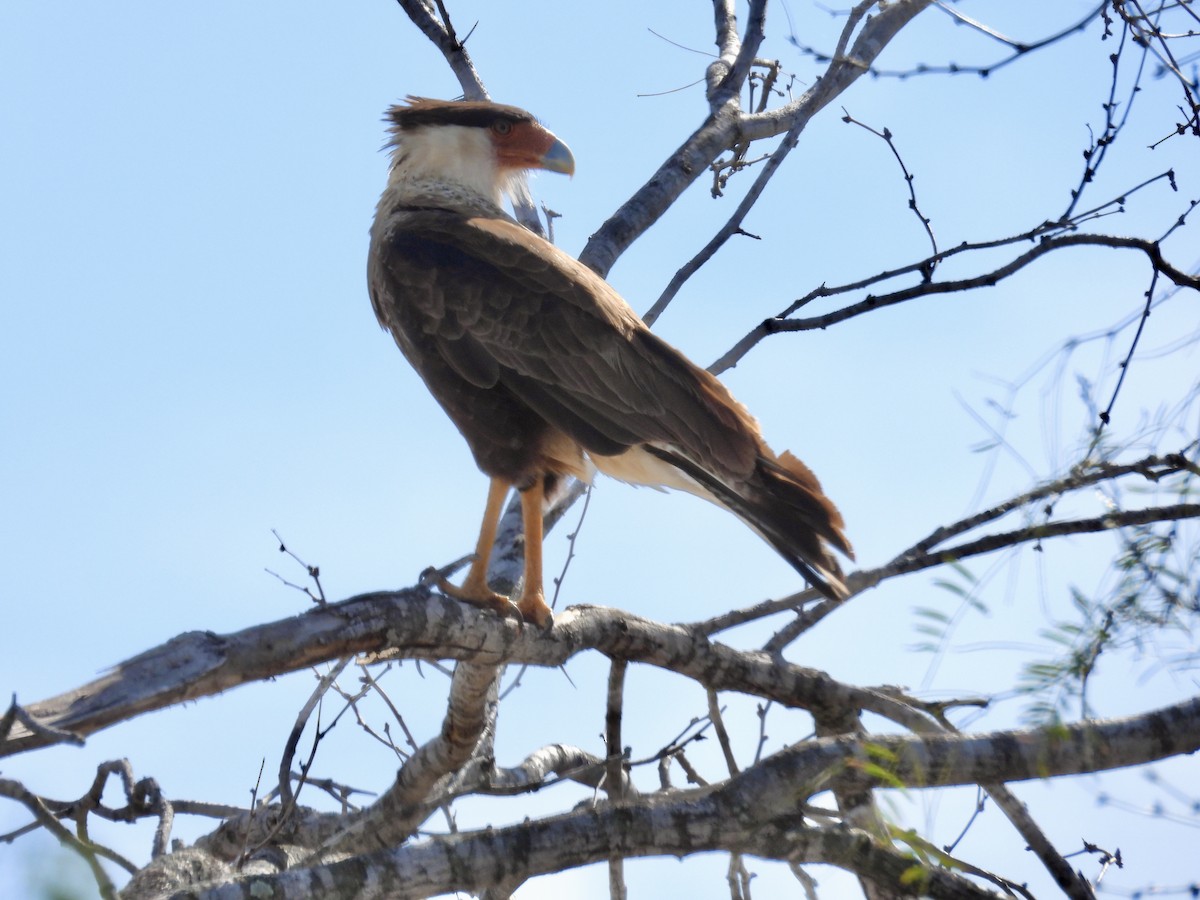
[{"x1": 538, "y1": 136, "x2": 575, "y2": 176}]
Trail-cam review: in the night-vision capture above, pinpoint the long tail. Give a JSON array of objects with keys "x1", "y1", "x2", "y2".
[
  {"x1": 642, "y1": 446, "x2": 854, "y2": 601},
  {"x1": 749, "y1": 450, "x2": 854, "y2": 598}
]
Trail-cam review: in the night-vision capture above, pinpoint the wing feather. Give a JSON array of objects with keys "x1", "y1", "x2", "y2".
[{"x1": 374, "y1": 208, "x2": 760, "y2": 478}]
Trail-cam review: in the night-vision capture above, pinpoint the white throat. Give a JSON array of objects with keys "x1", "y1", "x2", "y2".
[{"x1": 388, "y1": 124, "x2": 526, "y2": 207}]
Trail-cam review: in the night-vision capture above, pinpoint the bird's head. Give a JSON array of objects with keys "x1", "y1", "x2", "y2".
[{"x1": 384, "y1": 97, "x2": 575, "y2": 207}]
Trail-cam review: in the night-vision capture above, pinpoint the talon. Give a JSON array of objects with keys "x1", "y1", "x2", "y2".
[
  {"x1": 516, "y1": 592, "x2": 554, "y2": 631},
  {"x1": 437, "y1": 577, "x2": 515, "y2": 618},
  {"x1": 501, "y1": 603, "x2": 526, "y2": 628},
  {"x1": 420, "y1": 553, "x2": 475, "y2": 588}
]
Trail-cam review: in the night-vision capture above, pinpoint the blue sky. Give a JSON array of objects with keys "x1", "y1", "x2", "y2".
[{"x1": 2, "y1": 2, "x2": 1198, "y2": 897}]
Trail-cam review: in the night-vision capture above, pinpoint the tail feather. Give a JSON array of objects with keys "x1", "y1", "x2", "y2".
[
  {"x1": 752, "y1": 450, "x2": 854, "y2": 599},
  {"x1": 641, "y1": 445, "x2": 853, "y2": 602}
]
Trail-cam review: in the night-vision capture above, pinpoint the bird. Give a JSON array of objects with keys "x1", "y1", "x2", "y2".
[{"x1": 368, "y1": 97, "x2": 853, "y2": 630}]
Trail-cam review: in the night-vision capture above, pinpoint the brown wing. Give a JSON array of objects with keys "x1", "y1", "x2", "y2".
[{"x1": 371, "y1": 207, "x2": 762, "y2": 480}]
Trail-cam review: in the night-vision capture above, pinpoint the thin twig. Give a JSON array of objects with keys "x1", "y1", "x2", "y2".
[
  {"x1": 643, "y1": 105, "x2": 814, "y2": 325},
  {"x1": 0, "y1": 779, "x2": 126, "y2": 898},
  {"x1": 790, "y1": 3, "x2": 1106, "y2": 80},
  {"x1": 707, "y1": 691, "x2": 741, "y2": 776},
  {"x1": 841, "y1": 108, "x2": 939, "y2": 273},
  {"x1": 278, "y1": 657, "x2": 353, "y2": 810},
  {"x1": 712, "y1": 228, "x2": 1200, "y2": 374},
  {"x1": 765, "y1": 500, "x2": 1200, "y2": 653},
  {"x1": 268, "y1": 529, "x2": 326, "y2": 606}
]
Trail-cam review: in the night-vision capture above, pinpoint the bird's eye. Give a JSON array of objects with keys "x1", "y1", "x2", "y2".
[{"x1": 492, "y1": 120, "x2": 513, "y2": 136}]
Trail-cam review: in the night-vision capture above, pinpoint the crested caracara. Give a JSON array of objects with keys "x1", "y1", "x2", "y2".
[{"x1": 368, "y1": 98, "x2": 853, "y2": 629}]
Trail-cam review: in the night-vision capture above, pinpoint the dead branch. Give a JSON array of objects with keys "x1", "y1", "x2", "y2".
[
  {"x1": 391, "y1": 0, "x2": 485, "y2": 101},
  {"x1": 9, "y1": 491, "x2": 1196, "y2": 763},
  {"x1": 317, "y1": 661, "x2": 501, "y2": 857},
  {"x1": 0, "y1": 595, "x2": 944, "y2": 759},
  {"x1": 766, "y1": 500, "x2": 1200, "y2": 652},
  {"x1": 711, "y1": 230, "x2": 1200, "y2": 374},
  {"x1": 580, "y1": 0, "x2": 934, "y2": 277},
  {"x1": 149, "y1": 694, "x2": 1200, "y2": 900},
  {"x1": 789, "y1": 3, "x2": 1106, "y2": 80}
]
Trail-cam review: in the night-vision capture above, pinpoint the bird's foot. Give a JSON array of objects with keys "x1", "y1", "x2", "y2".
[
  {"x1": 418, "y1": 564, "x2": 552, "y2": 630},
  {"x1": 416, "y1": 566, "x2": 521, "y2": 626},
  {"x1": 514, "y1": 590, "x2": 553, "y2": 632},
  {"x1": 436, "y1": 575, "x2": 524, "y2": 625},
  {"x1": 418, "y1": 554, "x2": 474, "y2": 588}
]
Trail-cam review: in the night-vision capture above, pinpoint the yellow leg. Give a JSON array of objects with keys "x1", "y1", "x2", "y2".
[
  {"x1": 437, "y1": 478, "x2": 518, "y2": 619},
  {"x1": 515, "y1": 480, "x2": 553, "y2": 629}
]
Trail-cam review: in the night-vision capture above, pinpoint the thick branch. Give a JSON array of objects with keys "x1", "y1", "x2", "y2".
[
  {"x1": 183, "y1": 817, "x2": 1002, "y2": 900},
  {"x1": 176, "y1": 695, "x2": 1200, "y2": 900},
  {"x1": 579, "y1": 0, "x2": 933, "y2": 277},
  {"x1": 482, "y1": 743, "x2": 610, "y2": 794},
  {"x1": 705, "y1": 0, "x2": 767, "y2": 110},
  {"x1": 319, "y1": 661, "x2": 501, "y2": 857},
  {"x1": 744, "y1": 694, "x2": 1200, "y2": 807},
  {"x1": 10, "y1": 480, "x2": 1194, "y2": 760},
  {"x1": 1, "y1": 597, "x2": 940, "y2": 758}
]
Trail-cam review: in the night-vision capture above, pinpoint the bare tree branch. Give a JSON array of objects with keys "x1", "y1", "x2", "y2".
[
  {"x1": 392, "y1": 0, "x2": 485, "y2": 100},
  {"x1": 604, "y1": 662, "x2": 630, "y2": 900},
  {"x1": 175, "y1": 814, "x2": 1007, "y2": 900},
  {"x1": 148, "y1": 695, "x2": 1200, "y2": 900},
  {"x1": 789, "y1": 3, "x2": 1107, "y2": 80},
  {"x1": 0, "y1": 596, "x2": 945, "y2": 759},
  {"x1": 0, "y1": 778, "x2": 126, "y2": 899},
  {"x1": 766, "y1": 500, "x2": 1200, "y2": 653},
  {"x1": 10, "y1": 5, "x2": 1200, "y2": 898},
  {"x1": 706, "y1": 0, "x2": 768, "y2": 111},
  {"x1": 983, "y1": 781, "x2": 1095, "y2": 900},
  {"x1": 712, "y1": 231, "x2": 1200, "y2": 374},
  {"x1": 643, "y1": 91, "x2": 818, "y2": 325},
  {"x1": 317, "y1": 661, "x2": 501, "y2": 857},
  {"x1": 580, "y1": 0, "x2": 934, "y2": 277}
]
